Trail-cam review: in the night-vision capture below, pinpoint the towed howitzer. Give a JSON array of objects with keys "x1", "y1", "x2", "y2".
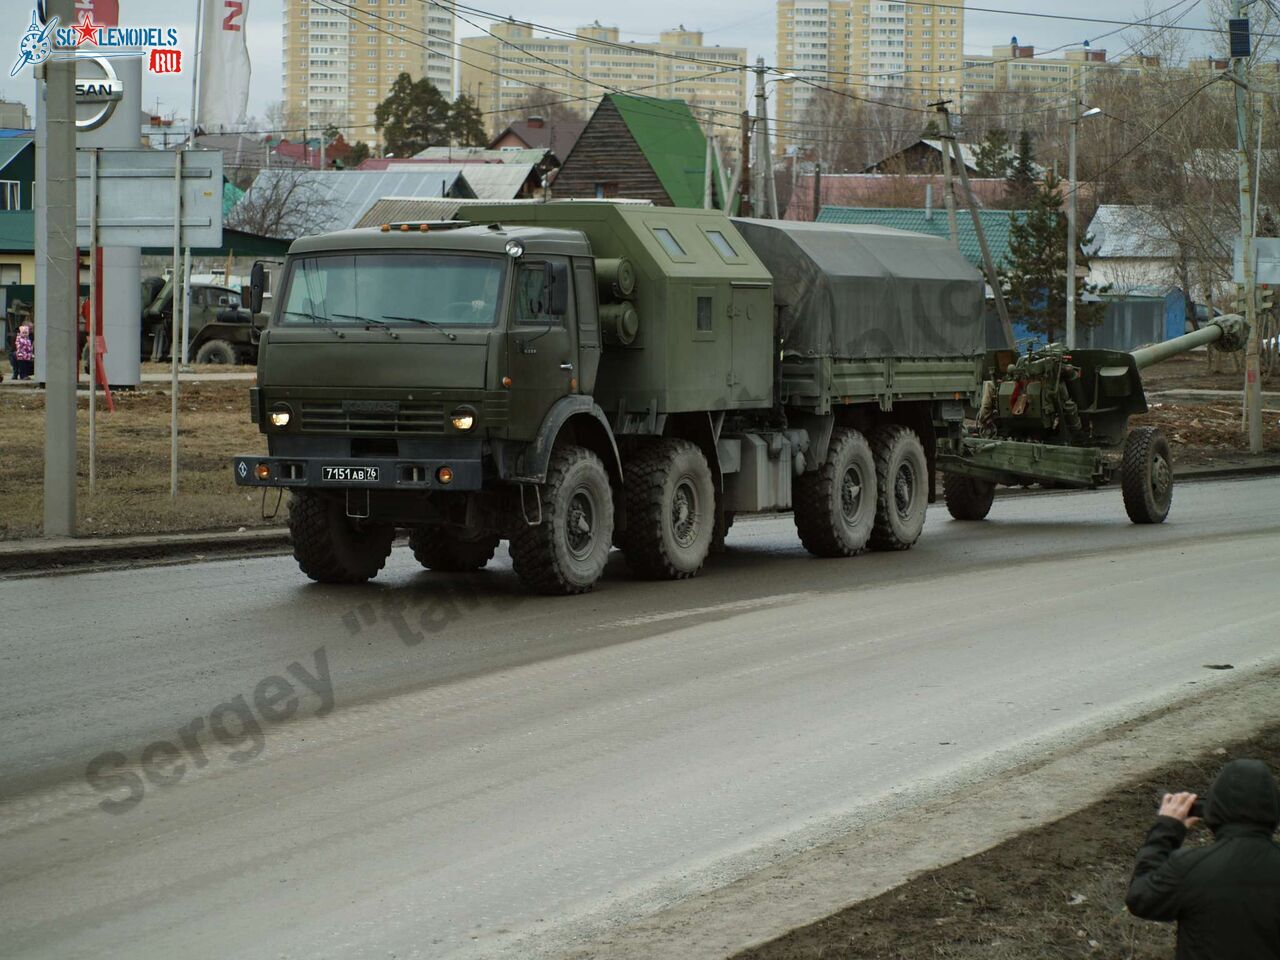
[{"x1": 936, "y1": 315, "x2": 1249, "y2": 525}]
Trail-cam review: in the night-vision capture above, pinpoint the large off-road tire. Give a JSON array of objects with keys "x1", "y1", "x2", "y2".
[
  {"x1": 1121, "y1": 426, "x2": 1173, "y2": 524},
  {"x1": 195, "y1": 339, "x2": 237, "y2": 365},
  {"x1": 510, "y1": 445, "x2": 613, "y2": 594},
  {"x1": 622, "y1": 439, "x2": 716, "y2": 579},
  {"x1": 943, "y1": 473, "x2": 996, "y2": 521},
  {"x1": 869, "y1": 425, "x2": 928, "y2": 551},
  {"x1": 793, "y1": 427, "x2": 877, "y2": 557},
  {"x1": 408, "y1": 528, "x2": 499, "y2": 571},
  {"x1": 288, "y1": 491, "x2": 394, "y2": 583}
]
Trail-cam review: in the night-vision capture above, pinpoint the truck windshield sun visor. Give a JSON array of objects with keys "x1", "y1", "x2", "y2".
[{"x1": 275, "y1": 253, "x2": 505, "y2": 329}]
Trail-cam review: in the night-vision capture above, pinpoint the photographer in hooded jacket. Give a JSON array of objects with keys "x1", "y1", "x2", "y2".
[{"x1": 1126, "y1": 758, "x2": 1280, "y2": 959}]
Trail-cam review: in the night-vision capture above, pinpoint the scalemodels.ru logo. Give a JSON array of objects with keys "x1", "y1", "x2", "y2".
[{"x1": 10, "y1": 3, "x2": 183, "y2": 77}]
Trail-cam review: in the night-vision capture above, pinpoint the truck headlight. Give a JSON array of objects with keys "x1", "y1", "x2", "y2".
[
  {"x1": 450, "y1": 406, "x2": 476, "y2": 431},
  {"x1": 269, "y1": 403, "x2": 292, "y2": 428}
]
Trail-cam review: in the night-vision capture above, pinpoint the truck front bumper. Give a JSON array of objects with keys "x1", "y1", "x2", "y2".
[{"x1": 232, "y1": 454, "x2": 483, "y2": 491}]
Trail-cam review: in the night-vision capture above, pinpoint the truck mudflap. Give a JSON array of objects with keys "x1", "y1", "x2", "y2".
[{"x1": 232, "y1": 454, "x2": 483, "y2": 491}]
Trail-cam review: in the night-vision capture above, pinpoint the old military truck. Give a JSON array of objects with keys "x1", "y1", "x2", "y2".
[
  {"x1": 232, "y1": 204, "x2": 986, "y2": 593},
  {"x1": 141, "y1": 276, "x2": 265, "y2": 364}
]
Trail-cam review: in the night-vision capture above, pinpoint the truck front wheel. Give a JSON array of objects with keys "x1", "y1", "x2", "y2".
[
  {"x1": 288, "y1": 491, "x2": 394, "y2": 583},
  {"x1": 869, "y1": 425, "x2": 928, "y2": 551},
  {"x1": 510, "y1": 445, "x2": 614, "y2": 594},
  {"x1": 622, "y1": 439, "x2": 716, "y2": 579},
  {"x1": 793, "y1": 427, "x2": 876, "y2": 557},
  {"x1": 408, "y1": 528, "x2": 499, "y2": 571},
  {"x1": 195, "y1": 339, "x2": 238, "y2": 365}
]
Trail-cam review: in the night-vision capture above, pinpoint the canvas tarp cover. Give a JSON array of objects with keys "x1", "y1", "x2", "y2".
[{"x1": 731, "y1": 219, "x2": 985, "y2": 359}]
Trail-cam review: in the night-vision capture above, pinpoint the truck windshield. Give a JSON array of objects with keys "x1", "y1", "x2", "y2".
[{"x1": 276, "y1": 252, "x2": 504, "y2": 328}]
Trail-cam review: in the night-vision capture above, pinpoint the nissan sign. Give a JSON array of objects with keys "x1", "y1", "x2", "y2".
[{"x1": 75, "y1": 57, "x2": 122, "y2": 131}]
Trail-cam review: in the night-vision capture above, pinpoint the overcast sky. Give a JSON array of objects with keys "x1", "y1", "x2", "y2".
[{"x1": 1, "y1": 0, "x2": 1225, "y2": 130}]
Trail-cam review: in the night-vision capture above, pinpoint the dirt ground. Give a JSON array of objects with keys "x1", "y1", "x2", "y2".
[
  {"x1": 735, "y1": 724, "x2": 1280, "y2": 960},
  {"x1": 0, "y1": 379, "x2": 271, "y2": 540}
]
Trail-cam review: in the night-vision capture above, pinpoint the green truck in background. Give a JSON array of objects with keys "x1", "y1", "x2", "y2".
[{"x1": 233, "y1": 203, "x2": 986, "y2": 593}]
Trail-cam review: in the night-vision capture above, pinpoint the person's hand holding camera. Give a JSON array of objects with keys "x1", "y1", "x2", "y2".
[{"x1": 1158, "y1": 791, "x2": 1202, "y2": 828}]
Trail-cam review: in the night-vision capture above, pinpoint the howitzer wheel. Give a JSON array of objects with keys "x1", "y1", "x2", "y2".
[
  {"x1": 869, "y1": 425, "x2": 928, "y2": 551},
  {"x1": 793, "y1": 427, "x2": 876, "y2": 557},
  {"x1": 409, "y1": 528, "x2": 499, "y2": 571},
  {"x1": 288, "y1": 491, "x2": 394, "y2": 584},
  {"x1": 510, "y1": 445, "x2": 613, "y2": 594},
  {"x1": 943, "y1": 473, "x2": 995, "y2": 521},
  {"x1": 1121, "y1": 426, "x2": 1173, "y2": 524}
]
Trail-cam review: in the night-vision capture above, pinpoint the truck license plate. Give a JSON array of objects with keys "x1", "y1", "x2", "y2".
[{"x1": 322, "y1": 465, "x2": 380, "y2": 483}]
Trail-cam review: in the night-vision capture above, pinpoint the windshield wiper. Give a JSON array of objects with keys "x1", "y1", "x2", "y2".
[
  {"x1": 283, "y1": 309, "x2": 345, "y2": 338},
  {"x1": 332, "y1": 312, "x2": 399, "y2": 339},
  {"x1": 382, "y1": 314, "x2": 457, "y2": 341}
]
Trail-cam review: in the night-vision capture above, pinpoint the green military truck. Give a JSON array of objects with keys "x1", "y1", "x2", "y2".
[
  {"x1": 141, "y1": 277, "x2": 265, "y2": 364},
  {"x1": 233, "y1": 204, "x2": 986, "y2": 593}
]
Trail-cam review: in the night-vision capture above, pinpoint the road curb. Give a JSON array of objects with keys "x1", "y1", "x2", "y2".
[{"x1": 0, "y1": 527, "x2": 292, "y2": 574}]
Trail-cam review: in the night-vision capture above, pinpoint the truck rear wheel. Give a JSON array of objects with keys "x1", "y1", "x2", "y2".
[
  {"x1": 408, "y1": 528, "x2": 499, "y2": 571},
  {"x1": 195, "y1": 339, "x2": 238, "y2": 365},
  {"x1": 288, "y1": 491, "x2": 394, "y2": 583},
  {"x1": 622, "y1": 439, "x2": 716, "y2": 579},
  {"x1": 943, "y1": 473, "x2": 995, "y2": 521},
  {"x1": 869, "y1": 425, "x2": 928, "y2": 551},
  {"x1": 510, "y1": 445, "x2": 613, "y2": 594},
  {"x1": 1121, "y1": 426, "x2": 1173, "y2": 524},
  {"x1": 793, "y1": 427, "x2": 876, "y2": 557}
]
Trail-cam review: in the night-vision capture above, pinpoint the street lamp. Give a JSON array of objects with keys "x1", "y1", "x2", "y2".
[
  {"x1": 1066, "y1": 103, "x2": 1102, "y2": 348},
  {"x1": 752, "y1": 61, "x2": 797, "y2": 218}
]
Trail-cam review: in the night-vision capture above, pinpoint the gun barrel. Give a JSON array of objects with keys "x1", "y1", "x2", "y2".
[{"x1": 1129, "y1": 315, "x2": 1249, "y2": 371}]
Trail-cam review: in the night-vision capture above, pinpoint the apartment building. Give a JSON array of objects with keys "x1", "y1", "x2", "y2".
[
  {"x1": 458, "y1": 21, "x2": 747, "y2": 140},
  {"x1": 961, "y1": 40, "x2": 1160, "y2": 103},
  {"x1": 775, "y1": 0, "x2": 965, "y2": 149},
  {"x1": 283, "y1": 0, "x2": 455, "y2": 146}
]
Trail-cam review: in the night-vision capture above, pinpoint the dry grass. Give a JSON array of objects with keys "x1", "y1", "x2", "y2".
[{"x1": 0, "y1": 378, "x2": 273, "y2": 541}]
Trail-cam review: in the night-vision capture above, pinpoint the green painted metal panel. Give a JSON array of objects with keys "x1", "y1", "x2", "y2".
[{"x1": 608, "y1": 95, "x2": 718, "y2": 210}]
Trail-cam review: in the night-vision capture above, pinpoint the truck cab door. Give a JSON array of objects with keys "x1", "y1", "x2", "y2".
[{"x1": 506, "y1": 255, "x2": 578, "y2": 438}]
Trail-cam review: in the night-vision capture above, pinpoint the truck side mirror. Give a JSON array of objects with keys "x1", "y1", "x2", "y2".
[
  {"x1": 244, "y1": 262, "x2": 265, "y2": 313},
  {"x1": 544, "y1": 262, "x2": 569, "y2": 317}
]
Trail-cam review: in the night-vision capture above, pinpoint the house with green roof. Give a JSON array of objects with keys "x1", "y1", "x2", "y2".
[
  {"x1": 551, "y1": 94, "x2": 723, "y2": 208},
  {"x1": 0, "y1": 136, "x2": 35, "y2": 285},
  {"x1": 816, "y1": 206, "x2": 1026, "y2": 270}
]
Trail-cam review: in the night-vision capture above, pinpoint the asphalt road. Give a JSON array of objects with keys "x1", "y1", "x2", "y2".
[{"x1": 2, "y1": 477, "x2": 1279, "y2": 959}]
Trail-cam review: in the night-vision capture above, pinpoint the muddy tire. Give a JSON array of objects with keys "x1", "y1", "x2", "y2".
[
  {"x1": 1121, "y1": 426, "x2": 1173, "y2": 524},
  {"x1": 943, "y1": 473, "x2": 995, "y2": 521},
  {"x1": 622, "y1": 439, "x2": 716, "y2": 579},
  {"x1": 408, "y1": 529, "x2": 499, "y2": 571},
  {"x1": 869, "y1": 425, "x2": 928, "y2": 551},
  {"x1": 793, "y1": 427, "x2": 876, "y2": 557},
  {"x1": 288, "y1": 491, "x2": 394, "y2": 583},
  {"x1": 195, "y1": 339, "x2": 237, "y2": 365},
  {"x1": 510, "y1": 445, "x2": 613, "y2": 594}
]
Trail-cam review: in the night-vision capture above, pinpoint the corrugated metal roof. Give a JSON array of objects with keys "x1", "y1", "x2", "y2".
[
  {"x1": 233, "y1": 168, "x2": 473, "y2": 238},
  {"x1": 1084, "y1": 205, "x2": 1180, "y2": 259},
  {"x1": 411, "y1": 146, "x2": 548, "y2": 166},
  {"x1": 0, "y1": 210, "x2": 34, "y2": 252},
  {"x1": 609, "y1": 94, "x2": 714, "y2": 209},
  {"x1": 392, "y1": 162, "x2": 530, "y2": 199},
  {"x1": 355, "y1": 197, "x2": 469, "y2": 227},
  {"x1": 817, "y1": 206, "x2": 1026, "y2": 268}
]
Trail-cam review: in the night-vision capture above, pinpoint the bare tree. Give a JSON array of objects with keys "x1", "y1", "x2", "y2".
[{"x1": 226, "y1": 169, "x2": 337, "y2": 240}]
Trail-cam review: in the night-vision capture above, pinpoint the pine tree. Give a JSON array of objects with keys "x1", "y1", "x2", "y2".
[
  {"x1": 973, "y1": 128, "x2": 1011, "y2": 178},
  {"x1": 921, "y1": 119, "x2": 942, "y2": 138},
  {"x1": 1001, "y1": 173, "x2": 1108, "y2": 343},
  {"x1": 374, "y1": 73, "x2": 451, "y2": 157},
  {"x1": 447, "y1": 94, "x2": 488, "y2": 147},
  {"x1": 1005, "y1": 130, "x2": 1038, "y2": 208}
]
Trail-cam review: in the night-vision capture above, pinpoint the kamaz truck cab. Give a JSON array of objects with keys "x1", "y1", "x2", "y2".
[{"x1": 234, "y1": 218, "x2": 620, "y2": 591}]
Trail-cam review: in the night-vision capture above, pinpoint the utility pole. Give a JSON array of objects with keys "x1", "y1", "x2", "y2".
[
  {"x1": 933, "y1": 101, "x2": 958, "y2": 244},
  {"x1": 752, "y1": 58, "x2": 767, "y2": 217},
  {"x1": 1066, "y1": 70, "x2": 1081, "y2": 350},
  {"x1": 739, "y1": 111, "x2": 752, "y2": 217},
  {"x1": 41, "y1": 0, "x2": 78, "y2": 537},
  {"x1": 1230, "y1": 5, "x2": 1263, "y2": 452}
]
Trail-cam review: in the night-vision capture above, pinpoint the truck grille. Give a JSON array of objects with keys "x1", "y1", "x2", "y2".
[{"x1": 299, "y1": 400, "x2": 445, "y2": 435}]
